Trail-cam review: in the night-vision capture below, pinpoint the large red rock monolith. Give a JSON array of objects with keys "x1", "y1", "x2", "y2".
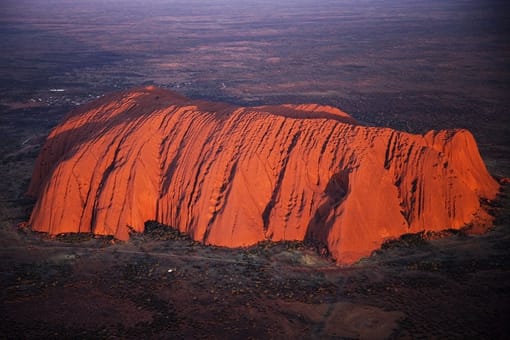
[{"x1": 28, "y1": 87, "x2": 500, "y2": 264}]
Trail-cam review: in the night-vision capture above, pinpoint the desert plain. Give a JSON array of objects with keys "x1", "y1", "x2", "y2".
[{"x1": 1, "y1": 0, "x2": 509, "y2": 338}]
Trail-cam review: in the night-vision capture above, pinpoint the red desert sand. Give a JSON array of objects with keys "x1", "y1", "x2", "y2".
[{"x1": 27, "y1": 86, "x2": 500, "y2": 264}]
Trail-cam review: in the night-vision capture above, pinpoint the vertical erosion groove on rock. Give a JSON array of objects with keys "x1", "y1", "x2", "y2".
[{"x1": 27, "y1": 86, "x2": 500, "y2": 264}]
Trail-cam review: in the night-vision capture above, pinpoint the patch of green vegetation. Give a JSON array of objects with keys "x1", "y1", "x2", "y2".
[
  {"x1": 54, "y1": 232, "x2": 94, "y2": 243},
  {"x1": 134, "y1": 220, "x2": 192, "y2": 241},
  {"x1": 381, "y1": 232, "x2": 431, "y2": 250}
]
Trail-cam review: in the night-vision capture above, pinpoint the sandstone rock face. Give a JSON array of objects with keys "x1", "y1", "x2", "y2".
[{"x1": 28, "y1": 86, "x2": 500, "y2": 264}]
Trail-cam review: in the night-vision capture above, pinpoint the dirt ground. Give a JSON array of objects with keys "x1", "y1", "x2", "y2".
[{"x1": 1, "y1": 184, "x2": 509, "y2": 339}]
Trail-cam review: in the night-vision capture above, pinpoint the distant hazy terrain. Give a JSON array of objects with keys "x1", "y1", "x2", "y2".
[
  {"x1": 1, "y1": 0, "x2": 509, "y2": 238},
  {"x1": 1, "y1": 0, "x2": 509, "y2": 241},
  {"x1": 1, "y1": 0, "x2": 509, "y2": 148}
]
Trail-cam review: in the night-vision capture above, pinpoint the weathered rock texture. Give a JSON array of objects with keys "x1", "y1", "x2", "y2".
[{"x1": 28, "y1": 86, "x2": 499, "y2": 264}]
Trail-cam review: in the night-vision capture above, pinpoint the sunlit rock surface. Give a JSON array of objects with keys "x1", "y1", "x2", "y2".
[{"x1": 28, "y1": 86, "x2": 499, "y2": 264}]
